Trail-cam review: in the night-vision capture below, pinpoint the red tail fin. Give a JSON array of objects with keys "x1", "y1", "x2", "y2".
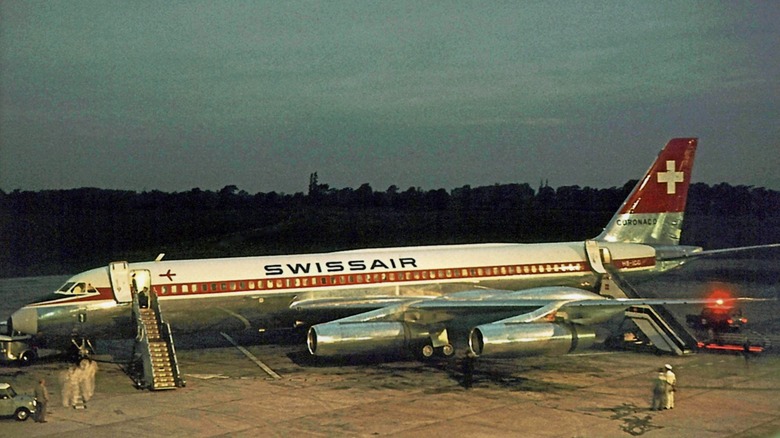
[{"x1": 597, "y1": 138, "x2": 697, "y2": 244}]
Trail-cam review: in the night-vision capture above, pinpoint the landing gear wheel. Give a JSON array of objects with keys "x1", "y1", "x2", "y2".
[
  {"x1": 420, "y1": 344, "x2": 435, "y2": 358},
  {"x1": 440, "y1": 344, "x2": 455, "y2": 357},
  {"x1": 19, "y1": 350, "x2": 35, "y2": 366}
]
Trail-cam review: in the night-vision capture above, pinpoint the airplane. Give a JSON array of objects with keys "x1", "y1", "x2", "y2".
[{"x1": 8, "y1": 138, "x2": 777, "y2": 363}]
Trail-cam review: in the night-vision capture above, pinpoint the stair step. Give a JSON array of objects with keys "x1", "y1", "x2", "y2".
[{"x1": 136, "y1": 304, "x2": 181, "y2": 391}]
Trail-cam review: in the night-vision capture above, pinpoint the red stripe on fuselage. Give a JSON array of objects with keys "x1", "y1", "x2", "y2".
[
  {"x1": 28, "y1": 256, "x2": 655, "y2": 306},
  {"x1": 28, "y1": 287, "x2": 115, "y2": 307},
  {"x1": 611, "y1": 257, "x2": 656, "y2": 270}
]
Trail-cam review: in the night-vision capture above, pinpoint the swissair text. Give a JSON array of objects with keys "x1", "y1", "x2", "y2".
[{"x1": 264, "y1": 258, "x2": 418, "y2": 276}]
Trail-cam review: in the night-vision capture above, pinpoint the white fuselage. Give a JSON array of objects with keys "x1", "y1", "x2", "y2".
[{"x1": 10, "y1": 240, "x2": 669, "y2": 346}]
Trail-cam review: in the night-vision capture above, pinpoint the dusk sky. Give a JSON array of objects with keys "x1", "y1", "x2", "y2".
[{"x1": 2, "y1": 1, "x2": 779, "y2": 194}]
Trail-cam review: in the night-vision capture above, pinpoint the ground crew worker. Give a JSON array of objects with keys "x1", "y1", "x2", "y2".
[
  {"x1": 34, "y1": 379, "x2": 49, "y2": 423},
  {"x1": 60, "y1": 364, "x2": 79, "y2": 407},
  {"x1": 651, "y1": 367, "x2": 667, "y2": 411},
  {"x1": 664, "y1": 364, "x2": 676, "y2": 409}
]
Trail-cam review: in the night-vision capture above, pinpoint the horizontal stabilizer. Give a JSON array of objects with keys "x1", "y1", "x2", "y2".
[{"x1": 656, "y1": 243, "x2": 780, "y2": 261}]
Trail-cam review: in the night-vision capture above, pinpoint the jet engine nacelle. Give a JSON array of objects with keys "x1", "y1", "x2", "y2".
[
  {"x1": 468, "y1": 322, "x2": 596, "y2": 358},
  {"x1": 307, "y1": 322, "x2": 428, "y2": 357}
]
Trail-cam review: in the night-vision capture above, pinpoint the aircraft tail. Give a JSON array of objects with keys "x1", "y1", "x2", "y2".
[{"x1": 596, "y1": 138, "x2": 697, "y2": 245}]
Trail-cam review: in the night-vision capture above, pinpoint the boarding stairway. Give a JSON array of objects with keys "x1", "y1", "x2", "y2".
[
  {"x1": 623, "y1": 305, "x2": 695, "y2": 355},
  {"x1": 599, "y1": 269, "x2": 697, "y2": 356},
  {"x1": 133, "y1": 290, "x2": 185, "y2": 390}
]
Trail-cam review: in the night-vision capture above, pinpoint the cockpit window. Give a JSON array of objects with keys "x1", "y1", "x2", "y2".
[
  {"x1": 58, "y1": 282, "x2": 76, "y2": 293},
  {"x1": 56, "y1": 282, "x2": 98, "y2": 295}
]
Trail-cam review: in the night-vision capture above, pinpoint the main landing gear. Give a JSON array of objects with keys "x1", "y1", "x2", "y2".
[{"x1": 419, "y1": 343, "x2": 455, "y2": 359}]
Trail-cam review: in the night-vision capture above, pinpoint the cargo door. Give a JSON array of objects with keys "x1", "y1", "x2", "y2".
[{"x1": 109, "y1": 261, "x2": 132, "y2": 303}]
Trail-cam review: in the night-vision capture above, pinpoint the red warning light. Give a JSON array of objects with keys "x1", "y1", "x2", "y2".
[{"x1": 704, "y1": 284, "x2": 735, "y2": 310}]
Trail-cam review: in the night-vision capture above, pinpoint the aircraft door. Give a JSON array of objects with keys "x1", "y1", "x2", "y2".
[
  {"x1": 131, "y1": 270, "x2": 152, "y2": 296},
  {"x1": 109, "y1": 261, "x2": 132, "y2": 303},
  {"x1": 584, "y1": 240, "x2": 606, "y2": 274},
  {"x1": 600, "y1": 247, "x2": 612, "y2": 266}
]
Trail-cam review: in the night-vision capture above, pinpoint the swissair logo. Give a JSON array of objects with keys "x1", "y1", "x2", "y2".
[
  {"x1": 657, "y1": 160, "x2": 684, "y2": 195},
  {"x1": 160, "y1": 269, "x2": 176, "y2": 282}
]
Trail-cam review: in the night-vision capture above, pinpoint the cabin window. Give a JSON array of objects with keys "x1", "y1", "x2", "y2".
[{"x1": 248, "y1": 281, "x2": 255, "y2": 289}]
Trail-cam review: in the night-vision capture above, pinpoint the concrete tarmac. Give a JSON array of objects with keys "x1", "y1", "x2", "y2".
[{"x1": 1, "y1": 335, "x2": 778, "y2": 438}]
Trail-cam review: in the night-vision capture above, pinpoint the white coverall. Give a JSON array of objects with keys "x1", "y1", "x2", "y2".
[{"x1": 664, "y1": 369, "x2": 676, "y2": 409}]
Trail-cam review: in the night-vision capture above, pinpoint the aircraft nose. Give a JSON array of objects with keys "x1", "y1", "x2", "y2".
[{"x1": 10, "y1": 307, "x2": 38, "y2": 335}]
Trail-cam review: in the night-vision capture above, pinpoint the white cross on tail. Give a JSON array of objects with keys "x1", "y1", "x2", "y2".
[{"x1": 657, "y1": 160, "x2": 684, "y2": 194}]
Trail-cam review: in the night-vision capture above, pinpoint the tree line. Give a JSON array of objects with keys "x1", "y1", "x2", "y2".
[{"x1": 1, "y1": 177, "x2": 779, "y2": 278}]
